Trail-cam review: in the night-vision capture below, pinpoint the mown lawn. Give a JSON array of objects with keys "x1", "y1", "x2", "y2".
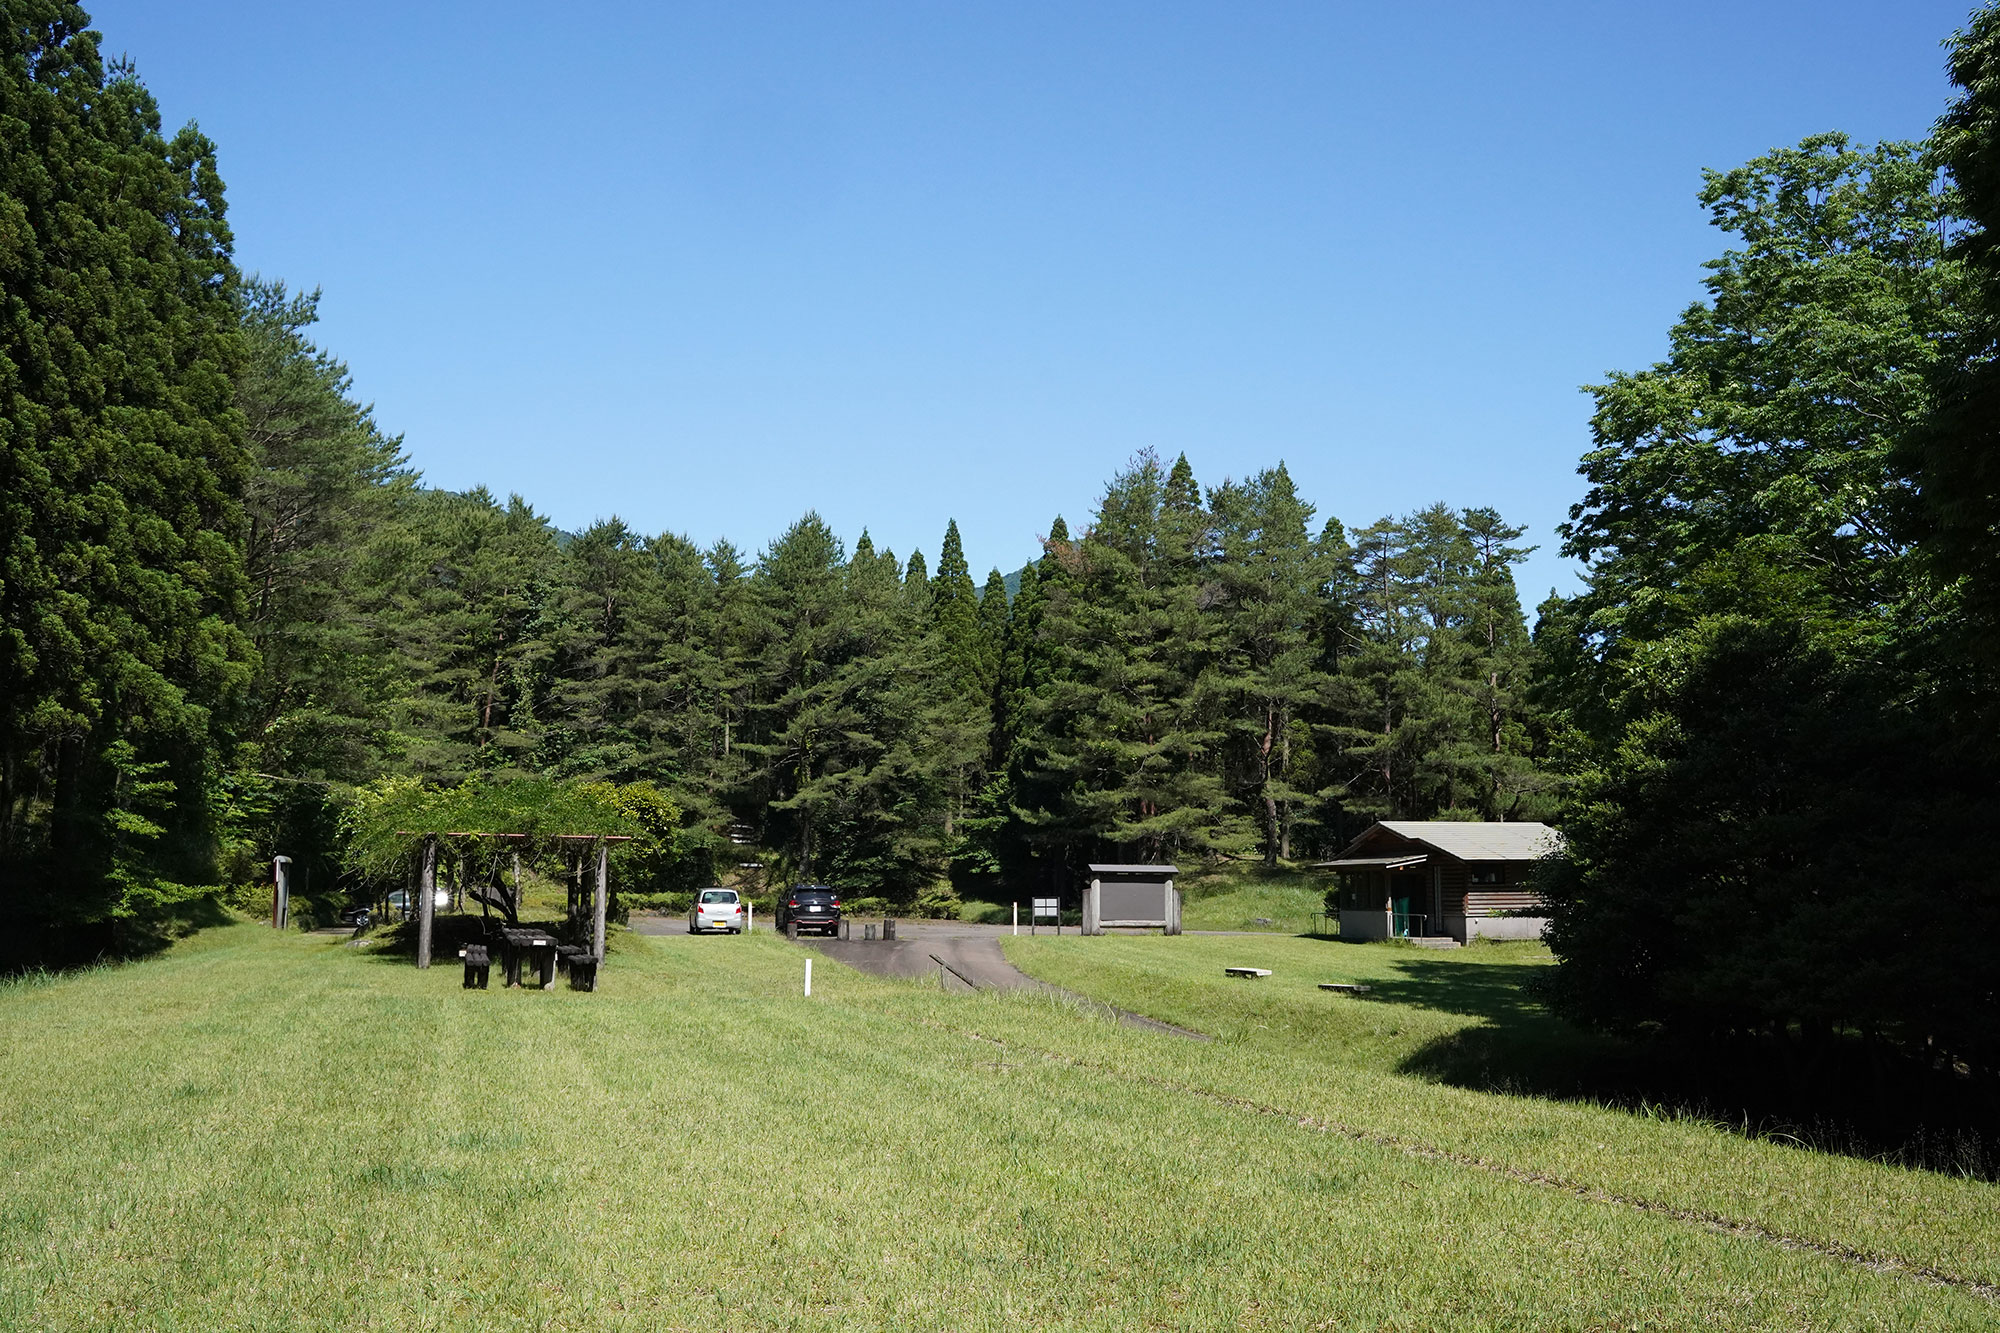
[{"x1": 1, "y1": 923, "x2": 1994, "y2": 1330}]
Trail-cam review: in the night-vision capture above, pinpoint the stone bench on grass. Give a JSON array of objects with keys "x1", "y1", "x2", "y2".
[
  {"x1": 1224, "y1": 967, "x2": 1272, "y2": 978},
  {"x1": 1318, "y1": 982, "x2": 1372, "y2": 995}
]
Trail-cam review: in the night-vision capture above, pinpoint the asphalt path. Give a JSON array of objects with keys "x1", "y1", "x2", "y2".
[{"x1": 630, "y1": 914, "x2": 1207, "y2": 1038}]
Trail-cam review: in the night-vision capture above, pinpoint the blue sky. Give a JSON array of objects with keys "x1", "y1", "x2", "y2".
[{"x1": 97, "y1": 0, "x2": 1977, "y2": 602}]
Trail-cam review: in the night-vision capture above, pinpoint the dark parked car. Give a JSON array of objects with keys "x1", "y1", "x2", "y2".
[
  {"x1": 775, "y1": 885, "x2": 842, "y2": 936},
  {"x1": 338, "y1": 905, "x2": 373, "y2": 930}
]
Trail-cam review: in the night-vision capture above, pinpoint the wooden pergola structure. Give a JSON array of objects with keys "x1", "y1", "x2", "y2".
[{"x1": 399, "y1": 831, "x2": 635, "y2": 970}]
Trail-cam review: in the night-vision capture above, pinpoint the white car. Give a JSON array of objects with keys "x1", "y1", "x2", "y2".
[{"x1": 688, "y1": 887, "x2": 746, "y2": 934}]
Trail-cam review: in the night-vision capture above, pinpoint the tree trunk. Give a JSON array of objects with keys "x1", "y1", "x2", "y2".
[
  {"x1": 1279, "y1": 726, "x2": 1293, "y2": 859},
  {"x1": 480, "y1": 651, "x2": 501, "y2": 750}
]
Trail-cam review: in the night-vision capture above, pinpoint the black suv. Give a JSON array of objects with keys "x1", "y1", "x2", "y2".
[{"x1": 776, "y1": 885, "x2": 842, "y2": 936}]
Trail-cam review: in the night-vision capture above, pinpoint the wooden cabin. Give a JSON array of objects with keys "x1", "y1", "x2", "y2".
[{"x1": 1317, "y1": 821, "x2": 1557, "y2": 944}]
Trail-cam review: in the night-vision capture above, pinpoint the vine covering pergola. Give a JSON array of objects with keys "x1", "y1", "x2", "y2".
[{"x1": 344, "y1": 778, "x2": 652, "y2": 972}]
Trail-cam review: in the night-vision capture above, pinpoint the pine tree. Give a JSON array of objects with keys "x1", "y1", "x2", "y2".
[
  {"x1": 1324, "y1": 517, "x2": 1421, "y2": 819},
  {"x1": 234, "y1": 278, "x2": 410, "y2": 777},
  {"x1": 363, "y1": 489, "x2": 558, "y2": 778},
  {"x1": 1025, "y1": 454, "x2": 1246, "y2": 863},
  {"x1": 703, "y1": 537, "x2": 757, "y2": 807},
  {"x1": 530, "y1": 517, "x2": 668, "y2": 782},
  {"x1": 741, "y1": 513, "x2": 849, "y2": 875},
  {"x1": 1209, "y1": 464, "x2": 1333, "y2": 862},
  {"x1": 1457, "y1": 508, "x2": 1543, "y2": 818}
]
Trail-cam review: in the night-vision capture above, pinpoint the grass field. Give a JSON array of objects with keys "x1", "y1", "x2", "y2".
[{"x1": 2, "y1": 923, "x2": 1996, "y2": 1329}]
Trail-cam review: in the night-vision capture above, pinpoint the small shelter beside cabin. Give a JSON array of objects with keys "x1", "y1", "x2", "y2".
[
  {"x1": 1083, "y1": 864, "x2": 1181, "y2": 935},
  {"x1": 1318, "y1": 821, "x2": 1557, "y2": 944}
]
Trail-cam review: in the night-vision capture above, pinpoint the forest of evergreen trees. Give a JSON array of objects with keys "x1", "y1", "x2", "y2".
[{"x1": 4, "y1": 1, "x2": 1999, "y2": 1112}]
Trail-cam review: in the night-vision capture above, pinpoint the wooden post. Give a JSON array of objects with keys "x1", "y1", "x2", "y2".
[
  {"x1": 271, "y1": 856, "x2": 292, "y2": 930},
  {"x1": 592, "y1": 841, "x2": 609, "y2": 963},
  {"x1": 417, "y1": 835, "x2": 438, "y2": 969}
]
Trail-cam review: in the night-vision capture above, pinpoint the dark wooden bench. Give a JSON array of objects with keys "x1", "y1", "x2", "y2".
[
  {"x1": 458, "y1": 944, "x2": 490, "y2": 989},
  {"x1": 497, "y1": 929, "x2": 560, "y2": 989},
  {"x1": 558, "y1": 945, "x2": 599, "y2": 992}
]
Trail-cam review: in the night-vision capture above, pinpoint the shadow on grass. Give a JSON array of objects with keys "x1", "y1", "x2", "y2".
[
  {"x1": 1353, "y1": 949, "x2": 2000, "y2": 1179},
  {"x1": 355, "y1": 913, "x2": 581, "y2": 966},
  {"x1": 1, "y1": 895, "x2": 237, "y2": 978}
]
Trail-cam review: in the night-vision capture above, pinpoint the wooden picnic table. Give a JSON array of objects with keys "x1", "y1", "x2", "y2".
[{"x1": 497, "y1": 928, "x2": 561, "y2": 989}]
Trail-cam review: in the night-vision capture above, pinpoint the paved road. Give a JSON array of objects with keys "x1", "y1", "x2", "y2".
[
  {"x1": 630, "y1": 914, "x2": 1207, "y2": 1038},
  {"x1": 630, "y1": 915, "x2": 1059, "y2": 991}
]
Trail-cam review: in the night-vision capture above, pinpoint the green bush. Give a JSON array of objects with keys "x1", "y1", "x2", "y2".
[
  {"x1": 620, "y1": 891, "x2": 694, "y2": 916},
  {"x1": 841, "y1": 896, "x2": 892, "y2": 917},
  {"x1": 916, "y1": 881, "x2": 962, "y2": 919}
]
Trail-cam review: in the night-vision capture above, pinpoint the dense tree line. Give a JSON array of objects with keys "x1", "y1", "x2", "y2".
[{"x1": 205, "y1": 436, "x2": 1547, "y2": 914}]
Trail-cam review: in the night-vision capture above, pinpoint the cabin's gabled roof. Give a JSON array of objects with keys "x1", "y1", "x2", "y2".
[{"x1": 1323, "y1": 820, "x2": 1558, "y2": 866}]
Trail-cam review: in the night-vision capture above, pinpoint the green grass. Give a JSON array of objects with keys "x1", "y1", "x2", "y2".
[
  {"x1": 1174, "y1": 858, "x2": 1327, "y2": 932},
  {"x1": 1000, "y1": 933, "x2": 2000, "y2": 1293},
  {"x1": 1, "y1": 923, "x2": 1996, "y2": 1329}
]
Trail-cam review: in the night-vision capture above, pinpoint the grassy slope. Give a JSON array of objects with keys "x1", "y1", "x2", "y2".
[
  {"x1": 0, "y1": 925, "x2": 1989, "y2": 1330},
  {"x1": 1000, "y1": 933, "x2": 2000, "y2": 1296},
  {"x1": 1175, "y1": 860, "x2": 1326, "y2": 932}
]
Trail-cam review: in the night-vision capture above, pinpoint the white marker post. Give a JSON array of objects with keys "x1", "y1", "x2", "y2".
[
  {"x1": 804, "y1": 958, "x2": 813, "y2": 997},
  {"x1": 1012, "y1": 901, "x2": 1018, "y2": 936},
  {"x1": 745, "y1": 903, "x2": 753, "y2": 934}
]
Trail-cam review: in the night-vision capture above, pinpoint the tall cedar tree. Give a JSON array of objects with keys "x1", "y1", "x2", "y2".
[
  {"x1": 0, "y1": 6, "x2": 252, "y2": 937},
  {"x1": 1000, "y1": 518, "x2": 1078, "y2": 888},
  {"x1": 927, "y1": 520, "x2": 992, "y2": 851},
  {"x1": 931, "y1": 520, "x2": 984, "y2": 695},
  {"x1": 976, "y1": 569, "x2": 1009, "y2": 701}
]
